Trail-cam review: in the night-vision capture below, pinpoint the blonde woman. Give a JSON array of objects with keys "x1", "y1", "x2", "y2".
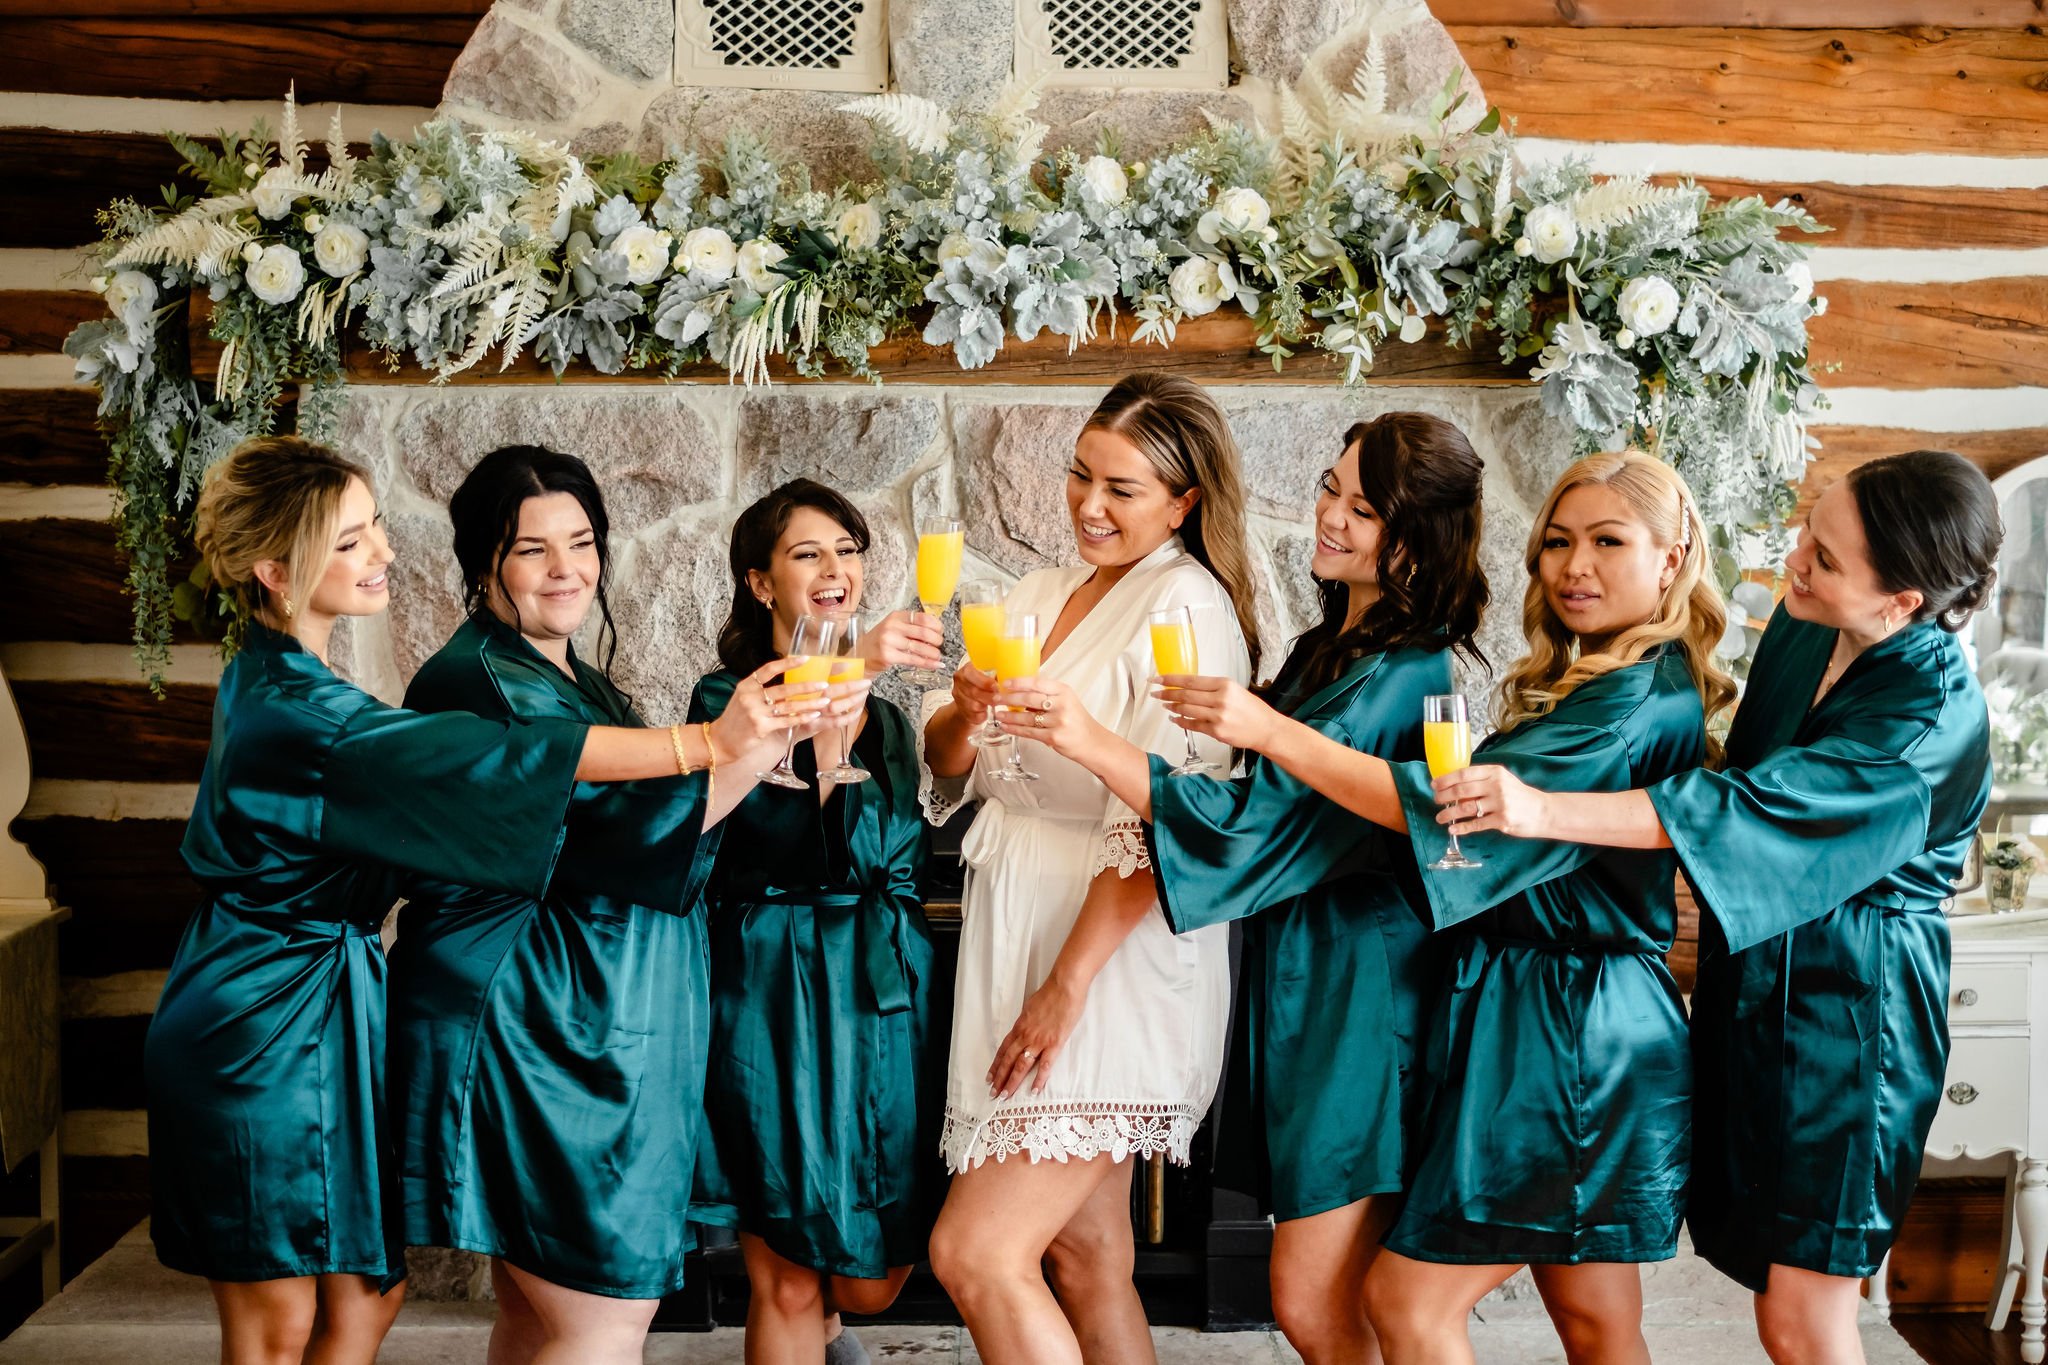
[
  {"x1": 920, "y1": 372, "x2": 1259, "y2": 1365},
  {"x1": 142, "y1": 437, "x2": 858, "y2": 1365},
  {"x1": 1155, "y1": 450, "x2": 1732, "y2": 1365}
]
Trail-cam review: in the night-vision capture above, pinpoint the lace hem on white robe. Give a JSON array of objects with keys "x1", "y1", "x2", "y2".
[{"x1": 940, "y1": 1102, "x2": 1200, "y2": 1171}]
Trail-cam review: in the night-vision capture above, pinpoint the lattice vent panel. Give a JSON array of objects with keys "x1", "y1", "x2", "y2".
[{"x1": 676, "y1": 0, "x2": 888, "y2": 91}]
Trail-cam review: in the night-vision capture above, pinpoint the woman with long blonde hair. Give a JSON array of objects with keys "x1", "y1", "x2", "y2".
[
  {"x1": 1154, "y1": 449, "x2": 1731, "y2": 1364},
  {"x1": 919, "y1": 372, "x2": 1256, "y2": 1365}
]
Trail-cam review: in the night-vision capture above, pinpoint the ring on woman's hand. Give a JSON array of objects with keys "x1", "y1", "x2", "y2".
[
  {"x1": 771, "y1": 701, "x2": 784, "y2": 717},
  {"x1": 1035, "y1": 712, "x2": 1047, "y2": 727},
  {"x1": 1021, "y1": 1050, "x2": 1036, "y2": 1061}
]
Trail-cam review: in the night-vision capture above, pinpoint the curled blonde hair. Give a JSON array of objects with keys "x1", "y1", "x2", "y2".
[
  {"x1": 1497, "y1": 450, "x2": 1736, "y2": 759},
  {"x1": 193, "y1": 435, "x2": 369, "y2": 639},
  {"x1": 1085, "y1": 372, "x2": 1263, "y2": 673}
]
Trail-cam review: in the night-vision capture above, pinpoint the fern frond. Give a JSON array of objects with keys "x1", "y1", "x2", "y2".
[
  {"x1": 325, "y1": 105, "x2": 352, "y2": 179},
  {"x1": 107, "y1": 197, "x2": 258, "y2": 270},
  {"x1": 1566, "y1": 176, "x2": 1698, "y2": 234},
  {"x1": 279, "y1": 84, "x2": 305, "y2": 176},
  {"x1": 1489, "y1": 148, "x2": 1515, "y2": 239},
  {"x1": 838, "y1": 94, "x2": 953, "y2": 156},
  {"x1": 1348, "y1": 32, "x2": 1387, "y2": 119},
  {"x1": 498, "y1": 266, "x2": 551, "y2": 370},
  {"x1": 989, "y1": 75, "x2": 1044, "y2": 126},
  {"x1": 431, "y1": 230, "x2": 502, "y2": 300}
]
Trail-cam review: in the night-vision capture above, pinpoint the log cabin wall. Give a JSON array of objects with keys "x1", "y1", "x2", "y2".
[{"x1": 0, "y1": 0, "x2": 2042, "y2": 1288}]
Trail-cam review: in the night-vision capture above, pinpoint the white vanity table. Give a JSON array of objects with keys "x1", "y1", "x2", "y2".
[{"x1": 1877, "y1": 894, "x2": 2048, "y2": 1362}]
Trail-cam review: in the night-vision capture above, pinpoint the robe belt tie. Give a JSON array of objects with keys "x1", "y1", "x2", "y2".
[
  {"x1": 228, "y1": 909, "x2": 385, "y2": 938},
  {"x1": 959, "y1": 800, "x2": 1101, "y2": 871},
  {"x1": 754, "y1": 889, "x2": 916, "y2": 1015},
  {"x1": 1474, "y1": 933, "x2": 1650, "y2": 956}
]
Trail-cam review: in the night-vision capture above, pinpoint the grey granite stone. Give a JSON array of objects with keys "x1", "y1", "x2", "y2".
[
  {"x1": 561, "y1": 0, "x2": 672, "y2": 82},
  {"x1": 737, "y1": 392, "x2": 942, "y2": 501},
  {"x1": 1226, "y1": 393, "x2": 1379, "y2": 520},
  {"x1": 603, "y1": 513, "x2": 736, "y2": 721},
  {"x1": 951, "y1": 402, "x2": 1091, "y2": 576},
  {"x1": 383, "y1": 504, "x2": 468, "y2": 684},
  {"x1": 889, "y1": 0, "x2": 1014, "y2": 114},
  {"x1": 394, "y1": 389, "x2": 727, "y2": 535},
  {"x1": 441, "y1": 12, "x2": 601, "y2": 126},
  {"x1": 639, "y1": 88, "x2": 882, "y2": 189},
  {"x1": 1038, "y1": 89, "x2": 1260, "y2": 165},
  {"x1": 569, "y1": 120, "x2": 636, "y2": 158},
  {"x1": 1488, "y1": 394, "x2": 1578, "y2": 511},
  {"x1": 1226, "y1": 0, "x2": 1353, "y2": 84}
]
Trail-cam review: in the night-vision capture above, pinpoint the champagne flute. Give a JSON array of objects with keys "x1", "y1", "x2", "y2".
[
  {"x1": 958, "y1": 579, "x2": 1008, "y2": 749},
  {"x1": 1149, "y1": 606, "x2": 1217, "y2": 777},
  {"x1": 756, "y1": 614, "x2": 835, "y2": 791},
  {"x1": 819, "y1": 614, "x2": 872, "y2": 785},
  {"x1": 1424, "y1": 693, "x2": 1482, "y2": 870},
  {"x1": 987, "y1": 610, "x2": 1041, "y2": 784},
  {"x1": 911, "y1": 517, "x2": 965, "y2": 687}
]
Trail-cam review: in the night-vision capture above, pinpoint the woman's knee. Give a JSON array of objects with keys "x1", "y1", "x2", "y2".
[
  {"x1": 1270, "y1": 1274, "x2": 1360, "y2": 1353},
  {"x1": 827, "y1": 1273, "x2": 907, "y2": 1318},
  {"x1": 1044, "y1": 1212, "x2": 1134, "y2": 1287},
  {"x1": 755, "y1": 1263, "x2": 827, "y2": 1320}
]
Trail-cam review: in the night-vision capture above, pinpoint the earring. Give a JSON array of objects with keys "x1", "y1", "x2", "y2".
[
  {"x1": 1406, "y1": 564, "x2": 1418, "y2": 587},
  {"x1": 282, "y1": 595, "x2": 295, "y2": 619},
  {"x1": 1882, "y1": 610, "x2": 1895, "y2": 633}
]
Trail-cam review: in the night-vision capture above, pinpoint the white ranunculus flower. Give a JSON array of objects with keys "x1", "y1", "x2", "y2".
[
  {"x1": 736, "y1": 237, "x2": 788, "y2": 293},
  {"x1": 242, "y1": 242, "x2": 266, "y2": 266},
  {"x1": 833, "y1": 201, "x2": 883, "y2": 252},
  {"x1": 680, "y1": 226, "x2": 738, "y2": 283},
  {"x1": 1616, "y1": 275, "x2": 1681, "y2": 337},
  {"x1": 415, "y1": 182, "x2": 446, "y2": 217},
  {"x1": 302, "y1": 212, "x2": 324, "y2": 234},
  {"x1": 935, "y1": 232, "x2": 975, "y2": 266},
  {"x1": 1524, "y1": 203, "x2": 1579, "y2": 264},
  {"x1": 103, "y1": 269, "x2": 157, "y2": 322},
  {"x1": 245, "y1": 244, "x2": 307, "y2": 306},
  {"x1": 1195, "y1": 186, "x2": 1272, "y2": 245},
  {"x1": 89, "y1": 274, "x2": 108, "y2": 294},
  {"x1": 1513, "y1": 236, "x2": 1534, "y2": 257},
  {"x1": 251, "y1": 167, "x2": 298, "y2": 222},
  {"x1": 1615, "y1": 328, "x2": 1637, "y2": 348},
  {"x1": 1168, "y1": 256, "x2": 1236, "y2": 317},
  {"x1": 1784, "y1": 261, "x2": 1815, "y2": 305},
  {"x1": 313, "y1": 223, "x2": 370, "y2": 279},
  {"x1": 612, "y1": 223, "x2": 674, "y2": 286},
  {"x1": 1078, "y1": 155, "x2": 1128, "y2": 204}
]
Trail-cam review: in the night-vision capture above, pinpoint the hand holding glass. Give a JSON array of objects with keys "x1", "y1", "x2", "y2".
[
  {"x1": 757, "y1": 614, "x2": 837, "y2": 791},
  {"x1": 987, "y1": 611, "x2": 1041, "y2": 784},
  {"x1": 912, "y1": 518, "x2": 964, "y2": 687},
  {"x1": 959, "y1": 579, "x2": 1008, "y2": 748},
  {"x1": 819, "y1": 614, "x2": 872, "y2": 785},
  {"x1": 1424, "y1": 693, "x2": 1481, "y2": 870},
  {"x1": 1150, "y1": 606, "x2": 1218, "y2": 777}
]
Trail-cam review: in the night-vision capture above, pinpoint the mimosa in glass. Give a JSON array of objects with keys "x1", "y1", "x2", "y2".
[
  {"x1": 1424, "y1": 693, "x2": 1481, "y2": 870},
  {"x1": 958, "y1": 579, "x2": 1007, "y2": 748},
  {"x1": 758, "y1": 614, "x2": 838, "y2": 790},
  {"x1": 912, "y1": 517, "x2": 964, "y2": 686},
  {"x1": 987, "y1": 610, "x2": 1041, "y2": 784},
  {"x1": 820, "y1": 614, "x2": 871, "y2": 785},
  {"x1": 1149, "y1": 605, "x2": 1217, "y2": 777}
]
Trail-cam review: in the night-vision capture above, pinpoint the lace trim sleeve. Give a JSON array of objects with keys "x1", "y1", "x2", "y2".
[
  {"x1": 915, "y1": 687, "x2": 973, "y2": 828},
  {"x1": 1092, "y1": 819, "x2": 1152, "y2": 879}
]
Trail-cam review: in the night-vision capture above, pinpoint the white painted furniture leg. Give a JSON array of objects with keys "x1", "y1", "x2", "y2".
[
  {"x1": 1868, "y1": 1248, "x2": 1892, "y2": 1320},
  {"x1": 2020, "y1": 1157, "x2": 2047, "y2": 1365},
  {"x1": 1997, "y1": 1152, "x2": 2025, "y2": 1332}
]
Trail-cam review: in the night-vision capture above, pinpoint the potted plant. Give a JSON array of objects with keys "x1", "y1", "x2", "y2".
[{"x1": 1984, "y1": 837, "x2": 2044, "y2": 912}]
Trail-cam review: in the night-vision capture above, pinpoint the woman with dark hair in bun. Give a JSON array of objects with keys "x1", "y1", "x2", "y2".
[
  {"x1": 389, "y1": 446, "x2": 865, "y2": 1364},
  {"x1": 1437, "y1": 450, "x2": 2002, "y2": 1365}
]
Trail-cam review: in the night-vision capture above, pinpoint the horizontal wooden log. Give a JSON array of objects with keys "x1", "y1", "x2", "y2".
[
  {"x1": 51, "y1": 1153, "x2": 150, "y2": 1281},
  {"x1": 60, "y1": 1017, "x2": 151, "y2": 1111},
  {"x1": 13, "y1": 680, "x2": 213, "y2": 782},
  {"x1": 1670, "y1": 176, "x2": 2048, "y2": 250},
  {"x1": 0, "y1": 390, "x2": 108, "y2": 485},
  {"x1": 0, "y1": 16, "x2": 480, "y2": 104},
  {"x1": 1807, "y1": 277, "x2": 2048, "y2": 389},
  {"x1": 1451, "y1": 26, "x2": 2048, "y2": 155},
  {"x1": 1430, "y1": 2, "x2": 2047, "y2": 26},
  {"x1": 1797, "y1": 423, "x2": 2048, "y2": 513},
  {"x1": 9, "y1": 817, "x2": 195, "y2": 978},
  {"x1": 0, "y1": 519, "x2": 200, "y2": 644},
  {"x1": 0, "y1": 129, "x2": 189, "y2": 250},
  {"x1": 0, "y1": 290, "x2": 102, "y2": 356},
  {"x1": 4, "y1": 0, "x2": 488, "y2": 15}
]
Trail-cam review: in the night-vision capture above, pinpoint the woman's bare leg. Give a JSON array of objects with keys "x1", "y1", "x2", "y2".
[
  {"x1": 1752, "y1": 1264, "x2": 1866, "y2": 1365},
  {"x1": 1269, "y1": 1196, "x2": 1395, "y2": 1365},
  {"x1": 1043, "y1": 1160, "x2": 1154, "y2": 1365},
  {"x1": 1528, "y1": 1262, "x2": 1650, "y2": 1365},
  {"x1": 1362, "y1": 1250, "x2": 1522, "y2": 1365},
  {"x1": 496, "y1": 1261, "x2": 659, "y2": 1365},
  {"x1": 209, "y1": 1277, "x2": 317, "y2": 1365}
]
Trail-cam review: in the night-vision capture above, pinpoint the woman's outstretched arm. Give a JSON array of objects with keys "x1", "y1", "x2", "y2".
[{"x1": 1431, "y1": 767, "x2": 1671, "y2": 849}]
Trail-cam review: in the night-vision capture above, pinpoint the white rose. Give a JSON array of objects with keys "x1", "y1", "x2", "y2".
[
  {"x1": 89, "y1": 274, "x2": 108, "y2": 294},
  {"x1": 679, "y1": 226, "x2": 738, "y2": 283},
  {"x1": 251, "y1": 167, "x2": 298, "y2": 222},
  {"x1": 1616, "y1": 275, "x2": 1680, "y2": 337},
  {"x1": 1513, "y1": 237, "x2": 1534, "y2": 257},
  {"x1": 242, "y1": 242, "x2": 266, "y2": 266},
  {"x1": 935, "y1": 232, "x2": 976, "y2": 266},
  {"x1": 1784, "y1": 261, "x2": 1815, "y2": 305},
  {"x1": 302, "y1": 212, "x2": 324, "y2": 234},
  {"x1": 1195, "y1": 186, "x2": 1272, "y2": 246},
  {"x1": 244, "y1": 244, "x2": 307, "y2": 306},
  {"x1": 612, "y1": 223, "x2": 674, "y2": 286},
  {"x1": 415, "y1": 183, "x2": 446, "y2": 217},
  {"x1": 103, "y1": 269, "x2": 157, "y2": 322},
  {"x1": 1168, "y1": 256, "x2": 1235, "y2": 317},
  {"x1": 312, "y1": 223, "x2": 370, "y2": 279},
  {"x1": 736, "y1": 237, "x2": 788, "y2": 293},
  {"x1": 1078, "y1": 155, "x2": 1128, "y2": 205},
  {"x1": 1615, "y1": 328, "x2": 1636, "y2": 348},
  {"x1": 833, "y1": 201, "x2": 883, "y2": 252},
  {"x1": 1524, "y1": 203, "x2": 1579, "y2": 264}
]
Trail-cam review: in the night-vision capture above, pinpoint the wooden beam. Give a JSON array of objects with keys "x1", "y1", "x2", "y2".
[
  {"x1": 0, "y1": 520, "x2": 201, "y2": 645},
  {"x1": 0, "y1": 129, "x2": 188, "y2": 250},
  {"x1": 1807, "y1": 277, "x2": 2048, "y2": 389},
  {"x1": 1797, "y1": 423, "x2": 2048, "y2": 513},
  {"x1": 1667, "y1": 176, "x2": 2048, "y2": 250},
  {"x1": 12, "y1": 818, "x2": 196, "y2": 979},
  {"x1": 13, "y1": 679, "x2": 213, "y2": 782},
  {"x1": 0, "y1": 0, "x2": 488, "y2": 15},
  {"x1": 0, "y1": 391, "x2": 109, "y2": 485},
  {"x1": 1451, "y1": 26, "x2": 2048, "y2": 155},
  {"x1": 0, "y1": 290, "x2": 103, "y2": 356},
  {"x1": 0, "y1": 15, "x2": 480, "y2": 105},
  {"x1": 1430, "y1": 2, "x2": 2046, "y2": 26}
]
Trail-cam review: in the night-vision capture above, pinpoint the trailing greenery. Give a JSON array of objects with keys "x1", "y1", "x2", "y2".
[{"x1": 67, "y1": 35, "x2": 1826, "y2": 688}]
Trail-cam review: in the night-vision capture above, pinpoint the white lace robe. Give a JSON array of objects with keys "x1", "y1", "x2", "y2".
[{"x1": 920, "y1": 538, "x2": 1248, "y2": 1170}]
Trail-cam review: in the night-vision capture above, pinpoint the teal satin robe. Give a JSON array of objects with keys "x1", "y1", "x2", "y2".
[
  {"x1": 1649, "y1": 608, "x2": 1990, "y2": 1291},
  {"x1": 390, "y1": 612, "x2": 720, "y2": 1299},
  {"x1": 146, "y1": 622, "x2": 587, "y2": 1284},
  {"x1": 1385, "y1": 649, "x2": 1704, "y2": 1265},
  {"x1": 1145, "y1": 645, "x2": 1450, "y2": 1220},
  {"x1": 687, "y1": 672, "x2": 940, "y2": 1278}
]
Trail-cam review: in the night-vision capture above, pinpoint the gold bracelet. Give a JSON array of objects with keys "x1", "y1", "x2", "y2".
[
  {"x1": 699, "y1": 721, "x2": 717, "y2": 770},
  {"x1": 670, "y1": 722, "x2": 690, "y2": 775}
]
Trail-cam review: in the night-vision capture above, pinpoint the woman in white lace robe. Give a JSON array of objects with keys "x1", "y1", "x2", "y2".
[{"x1": 921, "y1": 373, "x2": 1259, "y2": 1365}]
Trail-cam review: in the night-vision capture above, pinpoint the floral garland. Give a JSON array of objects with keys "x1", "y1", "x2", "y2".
[{"x1": 66, "y1": 36, "x2": 1826, "y2": 688}]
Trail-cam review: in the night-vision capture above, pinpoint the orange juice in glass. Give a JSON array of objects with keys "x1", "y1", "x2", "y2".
[
  {"x1": 987, "y1": 610, "x2": 1041, "y2": 783},
  {"x1": 757, "y1": 614, "x2": 837, "y2": 790},
  {"x1": 1148, "y1": 605, "x2": 1217, "y2": 776},
  {"x1": 959, "y1": 579, "x2": 1006, "y2": 747},
  {"x1": 1424, "y1": 693, "x2": 1481, "y2": 869},
  {"x1": 912, "y1": 517, "x2": 964, "y2": 685},
  {"x1": 820, "y1": 615, "x2": 872, "y2": 785}
]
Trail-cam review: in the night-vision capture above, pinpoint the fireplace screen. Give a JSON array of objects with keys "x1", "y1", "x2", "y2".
[
  {"x1": 1015, "y1": 0, "x2": 1227, "y2": 89},
  {"x1": 676, "y1": 0, "x2": 889, "y2": 91}
]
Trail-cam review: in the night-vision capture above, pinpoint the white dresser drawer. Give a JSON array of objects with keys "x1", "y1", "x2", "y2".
[
  {"x1": 1951, "y1": 962, "x2": 2030, "y2": 1026},
  {"x1": 1925, "y1": 1036, "x2": 2029, "y2": 1157}
]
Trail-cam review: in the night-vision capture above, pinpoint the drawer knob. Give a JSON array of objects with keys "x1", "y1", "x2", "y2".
[
  {"x1": 1947, "y1": 1082, "x2": 1979, "y2": 1105},
  {"x1": 1956, "y1": 988, "x2": 1980, "y2": 1007}
]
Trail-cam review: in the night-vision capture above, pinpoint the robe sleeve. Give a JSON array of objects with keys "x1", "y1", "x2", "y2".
[
  {"x1": 1148, "y1": 710, "x2": 1384, "y2": 935},
  {"x1": 1092, "y1": 590, "x2": 1245, "y2": 881},
  {"x1": 1392, "y1": 718, "x2": 1636, "y2": 931},
  {"x1": 549, "y1": 773, "x2": 718, "y2": 916},
  {"x1": 1648, "y1": 732, "x2": 1935, "y2": 953},
  {"x1": 318, "y1": 700, "x2": 587, "y2": 898}
]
